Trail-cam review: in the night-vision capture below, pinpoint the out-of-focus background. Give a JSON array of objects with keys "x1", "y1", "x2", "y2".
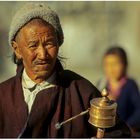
[{"x1": 1, "y1": 1, "x2": 140, "y2": 86}]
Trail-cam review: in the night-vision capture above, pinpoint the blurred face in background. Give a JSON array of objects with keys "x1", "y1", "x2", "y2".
[{"x1": 103, "y1": 54, "x2": 126, "y2": 81}]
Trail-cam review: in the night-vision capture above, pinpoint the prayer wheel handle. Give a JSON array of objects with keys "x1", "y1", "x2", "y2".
[{"x1": 55, "y1": 89, "x2": 117, "y2": 138}]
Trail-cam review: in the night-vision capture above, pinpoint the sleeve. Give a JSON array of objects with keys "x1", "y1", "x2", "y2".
[{"x1": 126, "y1": 80, "x2": 140, "y2": 128}]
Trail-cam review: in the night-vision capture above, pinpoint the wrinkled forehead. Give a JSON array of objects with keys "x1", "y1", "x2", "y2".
[{"x1": 15, "y1": 18, "x2": 57, "y2": 41}]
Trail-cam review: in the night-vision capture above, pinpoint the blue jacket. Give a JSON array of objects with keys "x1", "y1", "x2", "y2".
[{"x1": 115, "y1": 79, "x2": 140, "y2": 129}]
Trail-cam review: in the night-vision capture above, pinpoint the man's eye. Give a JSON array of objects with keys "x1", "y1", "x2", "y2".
[
  {"x1": 44, "y1": 42, "x2": 55, "y2": 48},
  {"x1": 29, "y1": 44, "x2": 37, "y2": 48},
  {"x1": 45, "y1": 42, "x2": 53, "y2": 46}
]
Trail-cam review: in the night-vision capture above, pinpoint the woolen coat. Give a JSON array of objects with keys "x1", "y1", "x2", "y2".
[{"x1": 0, "y1": 60, "x2": 131, "y2": 138}]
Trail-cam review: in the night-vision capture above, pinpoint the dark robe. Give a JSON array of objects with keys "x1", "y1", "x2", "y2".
[{"x1": 0, "y1": 60, "x2": 131, "y2": 138}]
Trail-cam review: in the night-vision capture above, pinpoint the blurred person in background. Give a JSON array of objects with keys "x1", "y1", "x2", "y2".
[{"x1": 97, "y1": 46, "x2": 140, "y2": 137}]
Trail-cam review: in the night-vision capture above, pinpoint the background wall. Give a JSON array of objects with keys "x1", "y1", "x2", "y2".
[{"x1": 1, "y1": 1, "x2": 140, "y2": 87}]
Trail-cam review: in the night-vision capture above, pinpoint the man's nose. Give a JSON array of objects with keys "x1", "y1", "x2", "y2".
[{"x1": 37, "y1": 44, "x2": 48, "y2": 59}]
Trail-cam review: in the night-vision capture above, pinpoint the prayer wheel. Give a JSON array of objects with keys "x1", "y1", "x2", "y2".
[{"x1": 88, "y1": 89, "x2": 117, "y2": 128}]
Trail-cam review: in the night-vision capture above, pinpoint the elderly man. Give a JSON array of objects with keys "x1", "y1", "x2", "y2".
[{"x1": 0, "y1": 2, "x2": 131, "y2": 138}]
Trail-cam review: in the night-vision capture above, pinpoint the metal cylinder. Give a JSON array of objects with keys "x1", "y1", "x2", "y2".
[{"x1": 88, "y1": 89, "x2": 117, "y2": 128}]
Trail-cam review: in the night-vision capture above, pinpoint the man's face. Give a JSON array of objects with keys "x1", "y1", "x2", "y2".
[{"x1": 12, "y1": 20, "x2": 59, "y2": 83}]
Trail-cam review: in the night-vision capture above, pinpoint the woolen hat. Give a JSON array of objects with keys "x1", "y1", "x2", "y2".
[{"x1": 9, "y1": 2, "x2": 64, "y2": 47}]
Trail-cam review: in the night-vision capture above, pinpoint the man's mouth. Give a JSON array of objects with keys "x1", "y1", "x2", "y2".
[
  {"x1": 34, "y1": 60, "x2": 51, "y2": 65},
  {"x1": 37, "y1": 62, "x2": 48, "y2": 65}
]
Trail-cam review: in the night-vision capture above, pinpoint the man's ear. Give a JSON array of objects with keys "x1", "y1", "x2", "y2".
[{"x1": 12, "y1": 41, "x2": 22, "y2": 59}]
